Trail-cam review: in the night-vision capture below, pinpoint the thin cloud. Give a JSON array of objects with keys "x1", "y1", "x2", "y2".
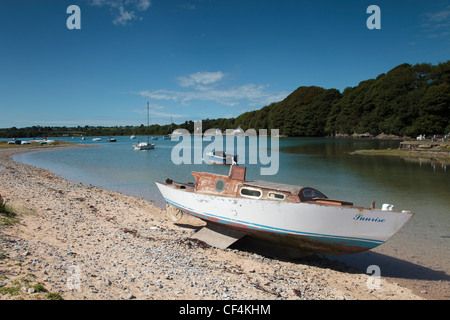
[
  {"x1": 137, "y1": 71, "x2": 289, "y2": 109},
  {"x1": 132, "y1": 103, "x2": 187, "y2": 118},
  {"x1": 89, "y1": 0, "x2": 151, "y2": 26},
  {"x1": 420, "y1": 5, "x2": 450, "y2": 38},
  {"x1": 177, "y1": 71, "x2": 225, "y2": 87}
]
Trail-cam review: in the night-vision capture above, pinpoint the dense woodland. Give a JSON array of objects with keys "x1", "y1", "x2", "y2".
[{"x1": 1, "y1": 61, "x2": 449, "y2": 138}]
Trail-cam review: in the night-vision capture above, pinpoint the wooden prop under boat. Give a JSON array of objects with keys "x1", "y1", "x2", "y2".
[{"x1": 155, "y1": 166, "x2": 413, "y2": 257}]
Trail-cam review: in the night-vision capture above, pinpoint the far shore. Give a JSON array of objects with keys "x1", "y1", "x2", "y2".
[
  {"x1": 0, "y1": 144, "x2": 435, "y2": 300},
  {"x1": 351, "y1": 148, "x2": 450, "y2": 163}
]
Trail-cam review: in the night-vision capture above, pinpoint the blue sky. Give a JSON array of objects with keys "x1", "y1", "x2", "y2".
[{"x1": 0, "y1": 0, "x2": 449, "y2": 128}]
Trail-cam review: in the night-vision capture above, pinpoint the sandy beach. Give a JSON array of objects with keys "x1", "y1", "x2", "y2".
[{"x1": 0, "y1": 145, "x2": 427, "y2": 300}]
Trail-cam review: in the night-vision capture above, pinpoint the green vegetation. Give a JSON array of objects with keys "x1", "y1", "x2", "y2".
[
  {"x1": 232, "y1": 61, "x2": 450, "y2": 137},
  {"x1": 1, "y1": 61, "x2": 449, "y2": 138},
  {"x1": 0, "y1": 194, "x2": 18, "y2": 227},
  {"x1": 351, "y1": 147, "x2": 450, "y2": 161}
]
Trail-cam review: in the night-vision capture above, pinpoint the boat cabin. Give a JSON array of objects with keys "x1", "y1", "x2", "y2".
[{"x1": 164, "y1": 165, "x2": 353, "y2": 206}]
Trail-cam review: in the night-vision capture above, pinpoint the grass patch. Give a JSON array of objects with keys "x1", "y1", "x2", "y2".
[
  {"x1": 0, "y1": 194, "x2": 19, "y2": 227},
  {"x1": 46, "y1": 292, "x2": 64, "y2": 300},
  {"x1": 0, "y1": 276, "x2": 63, "y2": 300},
  {"x1": 0, "y1": 285, "x2": 21, "y2": 296},
  {"x1": 351, "y1": 148, "x2": 450, "y2": 161}
]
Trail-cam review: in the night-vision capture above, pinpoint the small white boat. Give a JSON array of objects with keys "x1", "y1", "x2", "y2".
[
  {"x1": 130, "y1": 135, "x2": 136, "y2": 139},
  {"x1": 133, "y1": 102, "x2": 155, "y2": 151},
  {"x1": 21, "y1": 141, "x2": 31, "y2": 145},
  {"x1": 92, "y1": 138, "x2": 101, "y2": 141},
  {"x1": 132, "y1": 142, "x2": 155, "y2": 150},
  {"x1": 156, "y1": 166, "x2": 414, "y2": 257},
  {"x1": 206, "y1": 151, "x2": 238, "y2": 165},
  {"x1": 107, "y1": 137, "x2": 117, "y2": 142}
]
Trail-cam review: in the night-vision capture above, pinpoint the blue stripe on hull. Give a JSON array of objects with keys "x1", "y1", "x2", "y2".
[{"x1": 164, "y1": 198, "x2": 384, "y2": 251}]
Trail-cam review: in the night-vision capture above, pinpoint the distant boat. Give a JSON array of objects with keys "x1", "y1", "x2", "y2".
[
  {"x1": 8, "y1": 139, "x2": 21, "y2": 145},
  {"x1": 163, "y1": 116, "x2": 173, "y2": 140},
  {"x1": 107, "y1": 137, "x2": 117, "y2": 142},
  {"x1": 152, "y1": 136, "x2": 159, "y2": 140},
  {"x1": 92, "y1": 138, "x2": 101, "y2": 141},
  {"x1": 206, "y1": 151, "x2": 238, "y2": 165},
  {"x1": 132, "y1": 142, "x2": 155, "y2": 150},
  {"x1": 156, "y1": 165, "x2": 414, "y2": 258},
  {"x1": 133, "y1": 102, "x2": 155, "y2": 151},
  {"x1": 130, "y1": 135, "x2": 136, "y2": 139}
]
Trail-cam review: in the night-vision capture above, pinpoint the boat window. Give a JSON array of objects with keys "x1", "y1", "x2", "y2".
[
  {"x1": 268, "y1": 192, "x2": 285, "y2": 201},
  {"x1": 302, "y1": 188, "x2": 328, "y2": 200},
  {"x1": 313, "y1": 190, "x2": 327, "y2": 199},
  {"x1": 240, "y1": 187, "x2": 262, "y2": 199},
  {"x1": 215, "y1": 179, "x2": 226, "y2": 193},
  {"x1": 303, "y1": 189, "x2": 314, "y2": 198}
]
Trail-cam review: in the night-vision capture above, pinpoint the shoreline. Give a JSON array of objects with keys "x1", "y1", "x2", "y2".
[
  {"x1": 351, "y1": 148, "x2": 450, "y2": 163},
  {"x1": 0, "y1": 145, "x2": 427, "y2": 300}
]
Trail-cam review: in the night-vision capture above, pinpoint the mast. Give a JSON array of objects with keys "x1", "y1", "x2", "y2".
[{"x1": 147, "y1": 102, "x2": 150, "y2": 144}]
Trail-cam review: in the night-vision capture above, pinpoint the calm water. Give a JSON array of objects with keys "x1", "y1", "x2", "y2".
[{"x1": 11, "y1": 136, "x2": 450, "y2": 289}]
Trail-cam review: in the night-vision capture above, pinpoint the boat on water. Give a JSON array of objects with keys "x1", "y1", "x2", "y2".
[
  {"x1": 130, "y1": 135, "x2": 136, "y2": 139},
  {"x1": 92, "y1": 138, "x2": 102, "y2": 141},
  {"x1": 163, "y1": 134, "x2": 171, "y2": 140},
  {"x1": 155, "y1": 165, "x2": 414, "y2": 257},
  {"x1": 132, "y1": 142, "x2": 155, "y2": 150},
  {"x1": 206, "y1": 151, "x2": 238, "y2": 165},
  {"x1": 132, "y1": 102, "x2": 155, "y2": 151},
  {"x1": 107, "y1": 137, "x2": 117, "y2": 142}
]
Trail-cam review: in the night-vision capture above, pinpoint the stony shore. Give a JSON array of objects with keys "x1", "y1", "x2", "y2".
[{"x1": 0, "y1": 146, "x2": 423, "y2": 300}]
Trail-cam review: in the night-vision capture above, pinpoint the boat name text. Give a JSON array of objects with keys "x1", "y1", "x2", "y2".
[{"x1": 353, "y1": 214, "x2": 385, "y2": 223}]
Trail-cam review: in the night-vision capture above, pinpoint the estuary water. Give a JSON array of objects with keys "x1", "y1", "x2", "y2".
[{"x1": 11, "y1": 136, "x2": 450, "y2": 297}]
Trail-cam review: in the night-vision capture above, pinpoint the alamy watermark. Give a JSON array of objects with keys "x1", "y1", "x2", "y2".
[
  {"x1": 366, "y1": 265, "x2": 382, "y2": 290},
  {"x1": 66, "y1": 5, "x2": 381, "y2": 30},
  {"x1": 170, "y1": 121, "x2": 280, "y2": 175},
  {"x1": 66, "y1": 265, "x2": 82, "y2": 291}
]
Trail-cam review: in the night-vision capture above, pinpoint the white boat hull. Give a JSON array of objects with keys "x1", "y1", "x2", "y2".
[
  {"x1": 206, "y1": 152, "x2": 237, "y2": 165},
  {"x1": 155, "y1": 182, "x2": 413, "y2": 255},
  {"x1": 132, "y1": 142, "x2": 155, "y2": 150}
]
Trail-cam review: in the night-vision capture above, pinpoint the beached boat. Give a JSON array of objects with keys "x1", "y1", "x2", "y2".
[
  {"x1": 206, "y1": 151, "x2": 238, "y2": 165},
  {"x1": 155, "y1": 166, "x2": 414, "y2": 257}
]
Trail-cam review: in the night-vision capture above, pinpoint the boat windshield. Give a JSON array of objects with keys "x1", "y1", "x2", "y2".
[{"x1": 300, "y1": 188, "x2": 328, "y2": 201}]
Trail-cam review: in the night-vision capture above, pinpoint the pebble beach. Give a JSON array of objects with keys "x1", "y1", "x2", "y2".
[{"x1": 0, "y1": 145, "x2": 426, "y2": 300}]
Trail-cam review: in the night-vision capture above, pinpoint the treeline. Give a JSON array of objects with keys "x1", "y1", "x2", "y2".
[
  {"x1": 0, "y1": 123, "x2": 184, "y2": 138},
  {"x1": 1, "y1": 61, "x2": 449, "y2": 138},
  {"x1": 226, "y1": 61, "x2": 449, "y2": 137}
]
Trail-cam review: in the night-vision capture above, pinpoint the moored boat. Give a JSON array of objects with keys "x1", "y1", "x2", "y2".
[
  {"x1": 206, "y1": 151, "x2": 238, "y2": 165},
  {"x1": 155, "y1": 166, "x2": 414, "y2": 257},
  {"x1": 132, "y1": 142, "x2": 155, "y2": 150},
  {"x1": 132, "y1": 102, "x2": 155, "y2": 151}
]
